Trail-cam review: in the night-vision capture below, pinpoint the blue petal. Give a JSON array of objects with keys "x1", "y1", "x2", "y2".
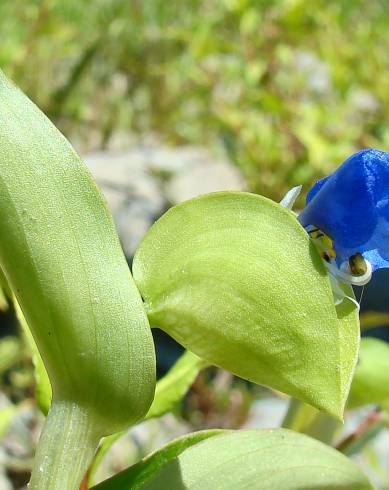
[
  {"x1": 306, "y1": 175, "x2": 330, "y2": 204},
  {"x1": 299, "y1": 149, "x2": 389, "y2": 272}
]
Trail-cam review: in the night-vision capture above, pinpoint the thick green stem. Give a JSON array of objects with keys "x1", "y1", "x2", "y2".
[
  {"x1": 29, "y1": 400, "x2": 101, "y2": 490},
  {"x1": 282, "y1": 398, "x2": 341, "y2": 445}
]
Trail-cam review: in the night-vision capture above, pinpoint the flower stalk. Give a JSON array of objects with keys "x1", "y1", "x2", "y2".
[
  {"x1": 29, "y1": 400, "x2": 101, "y2": 490},
  {"x1": 282, "y1": 398, "x2": 340, "y2": 445}
]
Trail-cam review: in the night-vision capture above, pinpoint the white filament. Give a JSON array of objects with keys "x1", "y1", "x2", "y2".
[{"x1": 324, "y1": 258, "x2": 372, "y2": 286}]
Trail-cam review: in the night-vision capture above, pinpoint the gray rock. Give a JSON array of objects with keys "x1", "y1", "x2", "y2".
[
  {"x1": 243, "y1": 397, "x2": 288, "y2": 429},
  {"x1": 83, "y1": 150, "x2": 166, "y2": 257},
  {"x1": 83, "y1": 145, "x2": 245, "y2": 257},
  {"x1": 166, "y1": 155, "x2": 246, "y2": 204}
]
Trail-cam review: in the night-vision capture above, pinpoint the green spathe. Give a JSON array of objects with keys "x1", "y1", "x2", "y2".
[{"x1": 133, "y1": 192, "x2": 360, "y2": 418}]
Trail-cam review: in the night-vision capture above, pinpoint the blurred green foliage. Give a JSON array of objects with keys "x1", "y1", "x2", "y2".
[{"x1": 1, "y1": 0, "x2": 389, "y2": 198}]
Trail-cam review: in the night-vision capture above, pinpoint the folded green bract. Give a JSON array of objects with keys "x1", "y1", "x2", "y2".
[{"x1": 133, "y1": 192, "x2": 360, "y2": 418}]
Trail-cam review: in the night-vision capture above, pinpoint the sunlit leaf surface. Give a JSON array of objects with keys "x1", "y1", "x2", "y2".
[
  {"x1": 93, "y1": 429, "x2": 372, "y2": 490},
  {"x1": 133, "y1": 192, "x2": 360, "y2": 417}
]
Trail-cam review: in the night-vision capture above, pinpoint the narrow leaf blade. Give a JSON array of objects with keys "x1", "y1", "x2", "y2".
[{"x1": 92, "y1": 430, "x2": 224, "y2": 489}]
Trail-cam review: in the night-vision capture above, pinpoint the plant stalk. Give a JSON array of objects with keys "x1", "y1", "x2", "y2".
[
  {"x1": 29, "y1": 399, "x2": 101, "y2": 490},
  {"x1": 336, "y1": 408, "x2": 384, "y2": 455},
  {"x1": 282, "y1": 397, "x2": 340, "y2": 445}
]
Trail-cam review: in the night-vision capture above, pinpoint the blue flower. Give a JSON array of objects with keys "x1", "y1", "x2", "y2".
[{"x1": 298, "y1": 149, "x2": 389, "y2": 285}]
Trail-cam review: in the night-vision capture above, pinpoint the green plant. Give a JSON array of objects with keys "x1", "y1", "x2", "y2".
[{"x1": 0, "y1": 70, "x2": 383, "y2": 489}]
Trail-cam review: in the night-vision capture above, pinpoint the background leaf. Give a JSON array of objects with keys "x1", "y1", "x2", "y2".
[
  {"x1": 0, "y1": 286, "x2": 7, "y2": 312},
  {"x1": 145, "y1": 350, "x2": 207, "y2": 421},
  {"x1": 0, "y1": 404, "x2": 19, "y2": 441},
  {"x1": 360, "y1": 312, "x2": 389, "y2": 331},
  {"x1": 92, "y1": 430, "x2": 223, "y2": 490},
  {"x1": 0, "y1": 337, "x2": 22, "y2": 375},
  {"x1": 348, "y1": 337, "x2": 389, "y2": 409},
  {"x1": 14, "y1": 299, "x2": 52, "y2": 415},
  {"x1": 133, "y1": 192, "x2": 360, "y2": 417},
  {"x1": 93, "y1": 429, "x2": 373, "y2": 490}
]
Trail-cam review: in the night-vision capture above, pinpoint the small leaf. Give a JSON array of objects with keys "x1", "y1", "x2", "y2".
[
  {"x1": 145, "y1": 350, "x2": 207, "y2": 420},
  {"x1": 133, "y1": 192, "x2": 359, "y2": 417},
  {"x1": 92, "y1": 430, "x2": 224, "y2": 490},
  {"x1": 92, "y1": 429, "x2": 373, "y2": 490},
  {"x1": 348, "y1": 337, "x2": 389, "y2": 409}
]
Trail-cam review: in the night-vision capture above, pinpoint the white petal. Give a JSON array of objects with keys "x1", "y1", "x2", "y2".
[
  {"x1": 329, "y1": 274, "x2": 360, "y2": 310},
  {"x1": 279, "y1": 185, "x2": 302, "y2": 210},
  {"x1": 325, "y1": 259, "x2": 373, "y2": 286}
]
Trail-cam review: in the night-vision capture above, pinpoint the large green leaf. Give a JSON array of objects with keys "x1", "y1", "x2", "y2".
[
  {"x1": 0, "y1": 69, "x2": 156, "y2": 433},
  {"x1": 348, "y1": 337, "x2": 389, "y2": 409},
  {"x1": 0, "y1": 70, "x2": 156, "y2": 488},
  {"x1": 133, "y1": 192, "x2": 359, "y2": 417},
  {"x1": 92, "y1": 430, "x2": 223, "y2": 490},
  {"x1": 92, "y1": 429, "x2": 372, "y2": 490}
]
